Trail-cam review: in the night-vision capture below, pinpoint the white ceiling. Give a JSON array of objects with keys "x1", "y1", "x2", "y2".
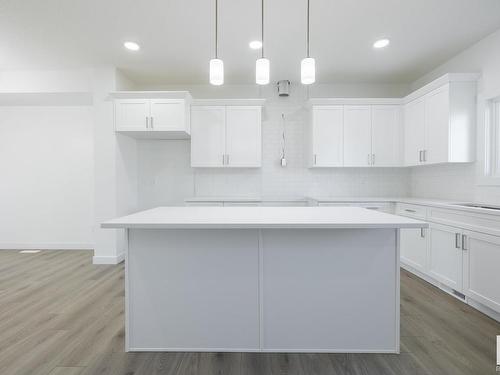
[{"x1": 1, "y1": 0, "x2": 500, "y2": 85}]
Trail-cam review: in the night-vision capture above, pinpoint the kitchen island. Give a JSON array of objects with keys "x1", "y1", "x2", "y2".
[{"x1": 102, "y1": 206, "x2": 426, "y2": 353}]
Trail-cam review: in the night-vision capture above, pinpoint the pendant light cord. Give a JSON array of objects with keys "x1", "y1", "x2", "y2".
[
  {"x1": 306, "y1": 0, "x2": 310, "y2": 57},
  {"x1": 215, "y1": 0, "x2": 218, "y2": 59},
  {"x1": 261, "y1": 0, "x2": 264, "y2": 58}
]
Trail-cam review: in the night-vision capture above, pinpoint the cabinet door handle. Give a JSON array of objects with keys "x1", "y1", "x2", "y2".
[
  {"x1": 462, "y1": 234, "x2": 467, "y2": 250},
  {"x1": 420, "y1": 228, "x2": 425, "y2": 238},
  {"x1": 226, "y1": 154, "x2": 229, "y2": 165},
  {"x1": 455, "y1": 233, "x2": 461, "y2": 249},
  {"x1": 146, "y1": 116, "x2": 149, "y2": 129},
  {"x1": 419, "y1": 150, "x2": 422, "y2": 162},
  {"x1": 405, "y1": 209, "x2": 416, "y2": 213},
  {"x1": 423, "y1": 149, "x2": 427, "y2": 162},
  {"x1": 150, "y1": 116, "x2": 154, "y2": 129},
  {"x1": 222, "y1": 154, "x2": 225, "y2": 165},
  {"x1": 314, "y1": 154, "x2": 317, "y2": 165}
]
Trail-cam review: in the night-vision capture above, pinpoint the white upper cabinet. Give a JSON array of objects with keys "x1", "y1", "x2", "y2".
[
  {"x1": 404, "y1": 75, "x2": 477, "y2": 166},
  {"x1": 343, "y1": 106, "x2": 372, "y2": 167},
  {"x1": 372, "y1": 105, "x2": 402, "y2": 167},
  {"x1": 150, "y1": 99, "x2": 188, "y2": 132},
  {"x1": 113, "y1": 92, "x2": 191, "y2": 139},
  {"x1": 403, "y1": 98, "x2": 426, "y2": 166},
  {"x1": 310, "y1": 106, "x2": 344, "y2": 167},
  {"x1": 115, "y1": 99, "x2": 150, "y2": 131},
  {"x1": 190, "y1": 104, "x2": 262, "y2": 168},
  {"x1": 191, "y1": 106, "x2": 226, "y2": 167},
  {"x1": 225, "y1": 106, "x2": 262, "y2": 167},
  {"x1": 308, "y1": 102, "x2": 402, "y2": 168}
]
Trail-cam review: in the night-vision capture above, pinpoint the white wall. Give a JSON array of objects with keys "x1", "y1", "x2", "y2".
[
  {"x1": 409, "y1": 28, "x2": 500, "y2": 204},
  {"x1": 136, "y1": 83, "x2": 411, "y2": 208},
  {"x1": 0, "y1": 105, "x2": 94, "y2": 249}
]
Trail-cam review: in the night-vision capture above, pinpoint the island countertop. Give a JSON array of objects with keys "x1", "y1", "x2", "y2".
[{"x1": 102, "y1": 206, "x2": 427, "y2": 229}]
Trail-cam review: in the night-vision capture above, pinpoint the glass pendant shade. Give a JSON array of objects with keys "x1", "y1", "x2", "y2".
[
  {"x1": 255, "y1": 58, "x2": 270, "y2": 85},
  {"x1": 301, "y1": 57, "x2": 315, "y2": 84},
  {"x1": 209, "y1": 59, "x2": 224, "y2": 85}
]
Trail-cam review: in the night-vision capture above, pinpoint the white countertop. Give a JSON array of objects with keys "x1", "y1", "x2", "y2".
[
  {"x1": 185, "y1": 196, "x2": 500, "y2": 216},
  {"x1": 102, "y1": 206, "x2": 427, "y2": 229}
]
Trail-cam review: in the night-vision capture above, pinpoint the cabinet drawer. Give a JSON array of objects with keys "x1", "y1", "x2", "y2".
[
  {"x1": 396, "y1": 203, "x2": 427, "y2": 219},
  {"x1": 428, "y1": 208, "x2": 500, "y2": 237}
]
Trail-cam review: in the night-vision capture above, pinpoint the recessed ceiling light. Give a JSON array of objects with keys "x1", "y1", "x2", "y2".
[
  {"x1": 249, "y1": 40, "x2": 263, "y2": 49},
  {"x1": 124, "y1": 41, "x2": 140, "y2": 51},
  {"x1": 373, "y1": 39, "x2": 390, "y2": 49}
]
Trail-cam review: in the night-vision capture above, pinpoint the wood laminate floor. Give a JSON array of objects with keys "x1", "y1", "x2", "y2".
[{"x1": 0, "y1": 250, "x2": 499, "y2": 375}]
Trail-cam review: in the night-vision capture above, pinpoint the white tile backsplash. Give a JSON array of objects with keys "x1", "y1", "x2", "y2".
[{"x1": 137, "y1": 85, "x2": 412, "y2": 208}]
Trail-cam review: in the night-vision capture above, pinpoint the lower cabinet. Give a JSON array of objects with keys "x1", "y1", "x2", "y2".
[
  {"x1": 400, "y1": 228, "x2": 428, "y2": 274},
  {"x1": 428, "y1": 223, "x2": 464, "y2": 292},
  {"x1": 463, "y1": 230, "x2": 500, "y2": 312}
]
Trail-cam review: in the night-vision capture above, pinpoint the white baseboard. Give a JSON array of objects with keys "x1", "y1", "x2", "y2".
[
  {"x1": 0, "y1": 243, "x2": 93, "y2": 250},
  {"x1": 93, "y1": 252, "x2": 125, "y2": 265}
]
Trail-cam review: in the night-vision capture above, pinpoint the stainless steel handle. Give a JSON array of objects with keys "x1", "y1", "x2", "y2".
[
  {"x1": 419, "y1": 150, "x2": 423, "y2": 162},
  {"x1": 226, "y1": 154, "x2": 229, "y2": 165},
  {"x1": 420, "y1": 228, "x2": 425, "y2": 238},
  {"x1": 405, "y1": 209, "x2": 416, "y2": 213},
  {"x1": 423, "y1": 149, "x2": 427, "y2": 162},
  {"x1": 455, "y1": 233, "x2": 461, "y2": 249},
  {"x1": 314, "y1": 154, "x2": 317, "y2": 165},
  {"x1": 150, "y1": 116, "x2": 154, "y2": 129},
  {"x1": 366, "y1": 207, "x2": 379, "y2": 210},
  {"x1": 146, "y1": 116, "x2": 149, "y2": 129},
  {"x1": 462, "y1": 234, "x2": 467, "y2": 250},
  {"x1": 222, "y1": 154, "x2": 225, "y2": 165}
]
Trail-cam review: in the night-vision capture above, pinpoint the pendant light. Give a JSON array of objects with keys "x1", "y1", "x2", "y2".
[
  {"x1": 210, "y1": 0, "x2": 224, "y2": 85},
  {"x1": 256, "y1": 0, "x2": 270, "y2": 85},
  {"x1": 301, "y1": 0, "x2": 315, "y2": 84}
]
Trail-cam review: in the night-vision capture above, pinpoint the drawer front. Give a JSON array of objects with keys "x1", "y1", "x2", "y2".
[
  {"x1": 396, "y1": 203, "x2": 427, "y2": 219},
  {"x1": 428, "y1": 208, "x2": 500, "y2": 237},
  {"x1": 317, "y1": 202, "x2": 395, "y2": 214},
  {"x1": 185, "y1": 201, "x2": 224, "y2": 207}
]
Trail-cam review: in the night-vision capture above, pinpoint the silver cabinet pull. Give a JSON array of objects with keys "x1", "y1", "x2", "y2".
[
  {"x1": 423, "y1": 149, "x2": 427, "y2": 162},
  {"x1": 462, "y1": 234, "x2": 467, "y2": 250},
  {"x1": 404, "y1": 209, "x2": 416, "y2": 213},
  {"x1": 146, "y1": 116, "x2": 149, "y2": 129},
  {"x1": 222, "y1": 154, "x2": 225, "y2": 165},
  {"x1": 226, "y1": 154, "x2": 230, "y2": 165},
  {"x1": 455, "y1": 233, "x2": 461, "y2": 249},
  {"x1": 314, "y1": 154, "x2": 317, "y2": 165},
  {"x1": 150, "y1": 117, "x2": 154, "y2": 129},
  {"x1": 419, "y1": 150, "x2": 423, "y2": 162},
  {"x1": 420, "y1": 228, "x2": 425, "y2": 238}
]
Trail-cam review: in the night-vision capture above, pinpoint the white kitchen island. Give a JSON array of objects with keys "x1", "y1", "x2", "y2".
[{"x1": 102, "y1": 206, "x2": 426, "y2": 353}]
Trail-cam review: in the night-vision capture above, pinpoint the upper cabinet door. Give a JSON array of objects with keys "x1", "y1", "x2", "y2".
[
  {"x1": 311, "y1": 106, "x2": 344, "y2": 167},
  {"x1": 225, "y1": 106, "x2": 262, "y2": 167},
  {"x1": 424, "y1": 87, "x2": 450, "y2": 164},
  {"x1": 115, "y1": 99, "x2": 150, "y2": 131},
  {"x1": 343, "y1": 106, "x2": 372, "y2": 167},
  {"x1": 190, "y1": 106, "x2": 226, "y2": 167},
  {"x1": 150, "y1": 99, "x2": 186, "y2": 131},
  {"x1": 404, "y1": 98, "x2": 426, "y2": 166},
  {"x1": 371, "y1": 105, "x2": 402, "y2": 167}
]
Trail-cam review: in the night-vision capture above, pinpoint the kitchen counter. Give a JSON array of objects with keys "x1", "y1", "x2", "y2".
[
  {"x1": 185, "y1": 196, "x2": 500, "y2": 216},
  {"x1": 103, "y1": 206, "x2": 425, "y2": 353},
  {"x1": 102, "y1": 206, "x2": 426, "y2": 229}
]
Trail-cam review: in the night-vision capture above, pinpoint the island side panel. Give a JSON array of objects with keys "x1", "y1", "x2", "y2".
[
  {"x1": 261, "y1": 228, "x2": 399, "y2": 353},
  {"x1": 127, "y1": 228, "x2": 260, "y2": 351}
]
